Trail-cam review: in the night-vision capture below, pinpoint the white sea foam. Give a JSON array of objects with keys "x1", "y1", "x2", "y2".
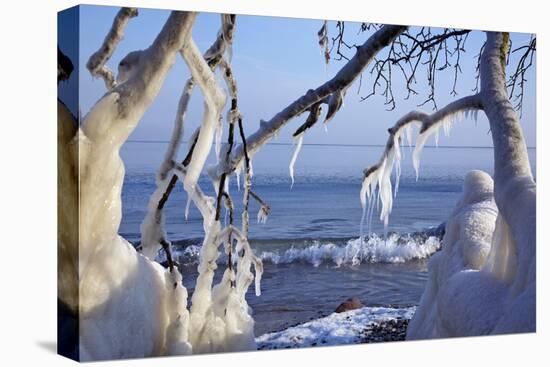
[
  {"x1": 167, "y1": 233, "x2": 441, "y2": 267},
  {"x1": 259, "y1": 234, "x2": 441, "y2": 266}
]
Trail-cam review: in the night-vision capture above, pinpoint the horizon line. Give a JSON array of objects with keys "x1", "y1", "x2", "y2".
[{"x1": 126, "y1": 140, "x2": 536, "y2": 150}]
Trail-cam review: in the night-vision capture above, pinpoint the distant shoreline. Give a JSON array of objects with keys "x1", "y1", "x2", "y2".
[{"x1": 125, "y1": 140, "x2": 536, "y2": 150}]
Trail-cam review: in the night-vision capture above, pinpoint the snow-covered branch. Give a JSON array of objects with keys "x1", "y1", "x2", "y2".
[
  {"x1": 148, "y1": 15, "x2": 237, "y2": 219},
  {"x1": 219, "y1": 25, "x2": 407, "y2": 178},
  {"x1": 159, "y1": 79, "x2": 195, "y2": 180},
  {"x1": 237, "y1": 117, "x2": 253, "y2": 237},
  {"x1": 180, "y1": 38, "x2": 226, "y2": 191},
  {"x1": 82, "y1": 11, "x2": 197, "y2": 149},
  {"x1": 86, "y1": 7, "x2": 138, "y2": 89},
  {"x1": 360, "y1": 94, "x2": 482, "y2": 230}
]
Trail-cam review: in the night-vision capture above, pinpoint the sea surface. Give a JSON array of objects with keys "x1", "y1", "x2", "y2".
[{"x1": 119, "y1": 141, "x2": 536, "y2": 335}]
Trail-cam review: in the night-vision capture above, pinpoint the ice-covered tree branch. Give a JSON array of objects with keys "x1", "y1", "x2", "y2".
[
  {"x1": 78, "y1": 11, "x2": 200, "y2": 361},
  {"x1": 180, "y1": 39, "x2": 226, "y2": 190},
  {"x1": 140, "y1": 15, "x2": 239, "y2": 264},
  {"x1": 359, "y1": 94, "x2": 482, "y2": 231},
  {"x1": 82, "y1": 11, "x2": 197, "y2": 149},
  {"x1": 86, "y1": 7, "x2": 138, "y2": 89},
  {"x1": 149, "y1": 15, "x2": 237, "y2": 219},
  {"x1": 361, "y1": 31, "x2": 535, "y2": 338},
  {"x1": 219, "y1": 24, "x2": 407, "y2": 178}
]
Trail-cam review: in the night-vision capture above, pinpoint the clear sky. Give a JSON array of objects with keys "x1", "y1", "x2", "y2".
[{"x1": 59, "y1": 5, "x2": 536, "y2": 148}]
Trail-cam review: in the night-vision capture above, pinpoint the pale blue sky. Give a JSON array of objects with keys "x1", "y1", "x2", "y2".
[{"x1": 59, "y1": 5, "x2": 536, "y2": 148}]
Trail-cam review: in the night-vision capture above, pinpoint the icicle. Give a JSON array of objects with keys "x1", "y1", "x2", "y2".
[
  {"x1": 289, "y1": 134, "x2": 304, "y2": 188},
  {"x1": 253, "y1": 259, "x2": 263, "y2": 296},
  {"x1": 404, "y1": 124, "x2": 414, "y2": 148},
  {"x1": 376, "y1": 155, "x2": 394, "y2": 234},
  {"x1": 360, "y1": 164, "x2": 383, "y2": 237},
  {"x1": 235, "y1": 162, "x2": 242, "y2": 191},
  {"x1": 413, "y1": 112, "x2": 463, "y2": 181},
  {"x1": 366, "y1": 189, "x2": 377, "y2": 234},
  {"x1": 185, "y1": 194, "x2": 192, "y2": 220},
  {"x1": 413, "y1": 126, "x2": 433, "y2": 181},
  {"x1": 360, "y1": 176, "x2": 369, "y2": 211},
  {"x1": 442, "y1": 118, "x2": 452, "y2": 137},
  {"x1": 224, "y1": 174, "x2": 230, "y2": 193},
  {"x1": 392, "y1": 129, "x2": 403, "y2": 197},
  {"x1": 394, "y1": 154, "x2": 402, "y2": 197},
  {"x1": 359, "y1": 178, "x2": 369, "y2": 241},
  {"x1": 434, "y1": 126, "x2": 440, "y2": 147}
]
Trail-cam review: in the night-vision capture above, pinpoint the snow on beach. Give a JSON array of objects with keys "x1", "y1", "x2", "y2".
[{"x1": 256, "y1": 306, "x2": 416, "y2": 350}]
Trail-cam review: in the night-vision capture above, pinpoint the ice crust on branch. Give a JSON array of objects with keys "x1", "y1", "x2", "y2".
[
  {"x1": 77, "y1": 11, "x2": 202, "y2": 361},
  {"x1": 165, "y1": 17, "x2": 263, "y2": 353},
  {"x1": 407, "y1": 170, "x2": 499, "y2": 338},
  {"x1": 407, "y1": 32, "x2": 536, "y2": 339},
  {"x1": 360, "y1": 94, "x2": 483, "y2": 231},
  {"x1": 86, "y1": 7, "x2": 138, "y2": 90},
  {"x1": 216, "y1": 25, "x2": 407, "y2": 178},
  {"x1": 180, "y1": 39, "x2": 226, "y2": 190}
]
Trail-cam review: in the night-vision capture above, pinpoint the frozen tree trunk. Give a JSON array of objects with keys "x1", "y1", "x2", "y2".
[
  {"x1": 77, "y1": 11, "x2": 198, "y2": 361},
  {"x1": 80, "y1": 11, "x2": 196, "y2": 263},
  {"x1": 406, "y1": 32, "x2": 536, "y2": 338},
  {"x1": 58, "y1": 101, "x2": 79, "y2": 313},
  {"x1": 478, "y1": 32, "x2": 536, "y2": 332}
]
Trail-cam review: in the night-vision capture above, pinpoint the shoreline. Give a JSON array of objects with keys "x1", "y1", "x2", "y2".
[{"x1": 256, "y1": 306, "x2": 416, "y2": 350}]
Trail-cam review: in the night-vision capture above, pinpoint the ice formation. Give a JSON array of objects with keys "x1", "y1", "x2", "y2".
[
  {"x1": 407, "y1": 168, "x2": 535, "y2": 338},
  {"x1": 412, "y1": 108, "x2": 479, "y2": 180},
  {"x1": 406, "y1": 170, "x2": 499, "y2": 338},
  {"x1": 289, "y1": 134, "x2": 304, "y2": 187},
  {"x1": 181, "y1": 39, "x2": 226, "y2": 191},
  {"x1": 220, "y1": 25, "x2": 406, "y2": 179},
  {"x1": 74, "y1": 11, "x2": 265, "y2": 361},
  {"x1": 407, "y1": 33, "x2": 536, "y2": 338},
  {"x1": 86, "y1": 7, "x2": 138, "y2": 89},
  {"x1": 360, "y1": 95, "x2": 483, "y2": 232}
]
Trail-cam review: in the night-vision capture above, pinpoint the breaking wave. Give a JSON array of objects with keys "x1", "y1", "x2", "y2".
[
  {"x1": 258, "y1": 233, "x2": 441, "y2": 266},
  {"x1": 166, "y1": 231, "x2": 442, "y2": 267}
]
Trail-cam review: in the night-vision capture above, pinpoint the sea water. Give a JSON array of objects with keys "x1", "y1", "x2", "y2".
[{"x1": 119, "y1": 141, "x2": 536, "y2": 335}]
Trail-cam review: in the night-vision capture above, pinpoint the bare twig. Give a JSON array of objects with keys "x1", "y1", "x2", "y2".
[{"x1": 506, "y1": 36, "x2": 536, "y2": 115}]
